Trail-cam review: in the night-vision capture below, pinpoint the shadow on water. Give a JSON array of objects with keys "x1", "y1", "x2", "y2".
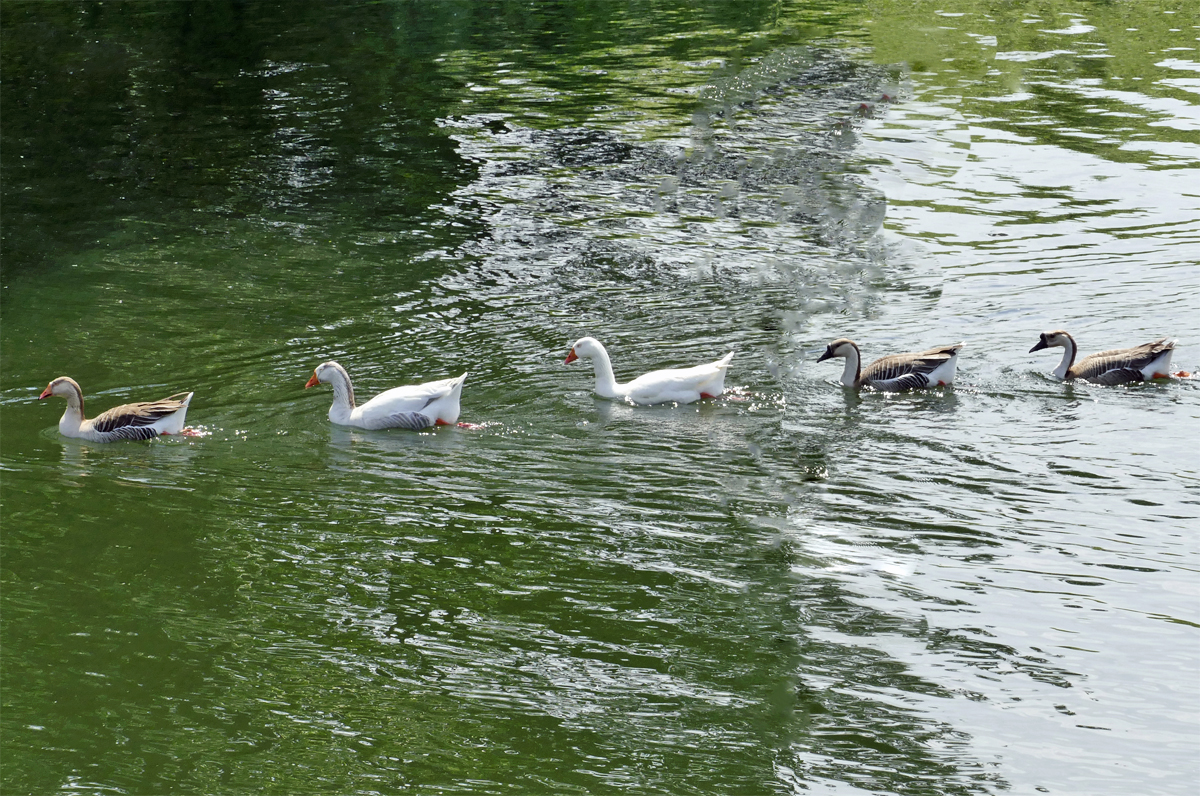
[
  {"x1": 827, "y1": 384, "x2": 962, "y2": 414},
  {"x1": 0, "y1": 0, "x2": 478, "y2": 289}
]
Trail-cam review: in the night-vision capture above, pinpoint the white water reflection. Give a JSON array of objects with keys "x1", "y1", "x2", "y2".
[
  {"x1": 786, "y1": 46, "x2": 1200, "y2": 796},
  {"x1": 426, "y1": 34, "x2": 1200, "y2": 786}
]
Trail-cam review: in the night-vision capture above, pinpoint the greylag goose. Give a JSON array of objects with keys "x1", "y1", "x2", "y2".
[
  {"x1": 1030, "y1": 330, "x2": 1180, "y2": 384},
  {"x1": 565, "y1": 337, "x2": 734, "y2": 405},
  {"x1": 39, "y1": 377, "x2": 193, "y2": 442},
  {"x1": 817, "y1": 338, "x2": 963, "y2": 390},
  {"x1": 305, "y1": 361, "x2": 467, "y2": 429}
]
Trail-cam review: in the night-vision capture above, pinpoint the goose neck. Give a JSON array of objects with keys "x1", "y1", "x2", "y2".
[
  {"x1": 58, "y1": 381, "x2": 85, "y2": 433},
  {"x1": 842, "y1": 344, "x2": 862, "y2": 387},
  {"x1": 64, "y1": 380, "x2": 85, "y2": 415},
  {"x1": 326, "y1": 364, "x2": 356, "y2": 422},
  {"x1": 1055, "y1": 334, "x2": 1077, "y2": 379},
  {"x1": 588, "y1": 345, "x2": 622, "y2": 398}
]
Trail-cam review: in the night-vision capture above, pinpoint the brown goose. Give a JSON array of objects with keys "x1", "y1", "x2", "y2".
[
  {"x1": 39, "y1": 377, "x2": 194, "y2": 442},
  {"x1": 817, "y1": 338, "x2": 963, "y2": 390},
  {"x1": 1029, "y1": 330, "x2": 1179, "y2": 384}
]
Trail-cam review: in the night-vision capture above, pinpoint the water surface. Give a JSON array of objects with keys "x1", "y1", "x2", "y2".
[{"x1": 3, "y1": 2, "x2": 1198, "y2": 794}]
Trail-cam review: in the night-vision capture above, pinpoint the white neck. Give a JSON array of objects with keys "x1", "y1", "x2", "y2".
[
  {"x1": 840, "y1": 346, "x2": 861, "y2": 386},
  {"x1": 58, "y1": 383, "x2": 85, "y2": 435},
  {"x1": 1053, "y1": 336, "x2": 1076, "y2": 379},
  {"x1": 586, "y1": 344, "x2": 622, "y2": 398},
  {"x1": 325, "y1": 364, "x2": 356, "y2": 424}
]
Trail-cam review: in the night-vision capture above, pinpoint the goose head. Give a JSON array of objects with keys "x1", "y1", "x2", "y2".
[
  {"x1": 565, "y1": 337, "x2": 603, "y2": 365},
  {"x1": 39, "y1": 376, "x2": 82, "y2": 401},
  {"x1": 816, "y1": 338, "x2": 858, "y2": 363},
  {"x1": 305, "y1": 361, "x2": 352, "y2": 391},
  {"x1": 1029, "y1": 330, "x2": 1072, "y2": 353}
]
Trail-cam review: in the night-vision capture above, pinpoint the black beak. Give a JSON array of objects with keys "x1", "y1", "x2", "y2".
[
  {"x1": 1029, "y1": 338, "x2": 1048, "y2": 353},
  {"x1": 817, "y1": 348, "x2": 833, "y2": 363}
]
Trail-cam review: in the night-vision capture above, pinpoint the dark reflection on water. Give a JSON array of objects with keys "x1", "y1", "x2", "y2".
[
  {"x1": 4, "y1": 1, "x2": 1199, "y2": 795},
  {"x1": 1, "y1": 0, "x2": 481, "y2": 281}
]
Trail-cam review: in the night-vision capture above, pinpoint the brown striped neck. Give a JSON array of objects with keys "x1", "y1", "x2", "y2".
[
  {"x1": 1055, "y1": 333, "x2": 1077, "y2": 379},
  {"x1": 846, "y1": 341, "x2": 862, "y2": 386},
  {"x1": 51, "y1": 377, "x2": 87, "y2": 419},
  {"x1": 321, "y1": 362, "x2": 356, "y2": 413},
  {"x1": 336, "y1": 365, "x2": 356, "y2": 409},
  {"x1": 44, "y1": 377, "x2": 87, "y2": 435},
  {"x1": 67, "y1": 378, "x2": 85, "y2": 417}
]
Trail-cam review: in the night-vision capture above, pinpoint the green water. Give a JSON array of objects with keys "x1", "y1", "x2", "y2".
[{"x1": 3, "y1": 2, "x2": 1198, "y2": 794}]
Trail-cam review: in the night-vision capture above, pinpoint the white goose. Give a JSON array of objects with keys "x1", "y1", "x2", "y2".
[
  {"x1": 818, "y1": 338, "x2": 963, "y2": 390},
  {"x1": 305, "y1": 361, "x2": 467, "y2": 429},
  {"x1": 1030, "y1": 330, "x2": 1179, "y2": 384},
  {"x1": 564, "y1": 337, "x2": 733, "y2": 405},
  {"x1": 39, "y1": 376, "x2": 194, "y2": 442}
]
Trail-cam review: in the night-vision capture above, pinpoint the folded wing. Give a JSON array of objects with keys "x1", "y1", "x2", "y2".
[{"x1": 91, "y1": 393, "x2": 193, "y2": 439}]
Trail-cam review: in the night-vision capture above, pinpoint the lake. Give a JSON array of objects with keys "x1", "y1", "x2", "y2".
[{"x1": 2, "y1": 2, "x2": 1198, "y2": 794}]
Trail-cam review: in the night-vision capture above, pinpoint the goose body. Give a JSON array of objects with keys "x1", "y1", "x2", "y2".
[
  {"x1": 564, "y1": 337, "x2": 733, "y2": 405},
  {"x1": 1030, "y1": 330, "x2": 1176, "y2": 384},
  {"x1": 39, "y1": 376, "x2": 193, "y2": 442},
  {"x1": 818, "y1": 338, "x2": 963, "y2": 390},
  {"x1": 305, "y1": 361, "x2": 466, "y2": 429}
]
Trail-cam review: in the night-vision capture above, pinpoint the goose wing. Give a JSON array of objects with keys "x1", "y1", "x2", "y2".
[
  {"x1": 882, "y1": 372, "x2": 935, "y2": 390},
  {"x1": 1073, "y1": 338, "x2": 1173, "y2": 381},
  {"x1": 357, "y1": 374, "x2": 466, "y2": 428},
  {"x1": 861, "y1": 344, "x2": 961, "y2": 382},
  {"x1": 624, "y1": 354, "x2": 733, "y2": 403},
  {"x1": 375, "y1": 411, "x2": 436, "y2": 430},
  {"x1": 1089, "y1": 368, "x2": 1145, "y2": 386},
  {"x1": 90, "y1": 393, "x2": 191, "y2": 439},
  {"x1": 374, "y1": 385, "x2": 453, "y2": 429},
  {"x1": 361, "y1": 377, "x2": 459, "y2": 412}
]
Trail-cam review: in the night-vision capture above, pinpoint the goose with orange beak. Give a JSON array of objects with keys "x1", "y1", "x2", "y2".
[
  {"x1": 39, "y1": 376, "x2": 194, "y2": 442},
  {"x1": 564, "y1": 337, "x2": 733, "y2": 405},
  {"x1": 305, "y1": 361, "x2": 467, "y2": 429}
]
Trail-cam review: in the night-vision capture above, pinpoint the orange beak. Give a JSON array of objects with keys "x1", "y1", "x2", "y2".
[
  {"x1": 304, "y1": 372, "x2": 320, "y2": 389},
  {"x1": 39, "y1": 384, "x2": 53, "y2": 399},
  {"x1": 564, "y1": 349, "x2": 578, "y2": 364}
]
